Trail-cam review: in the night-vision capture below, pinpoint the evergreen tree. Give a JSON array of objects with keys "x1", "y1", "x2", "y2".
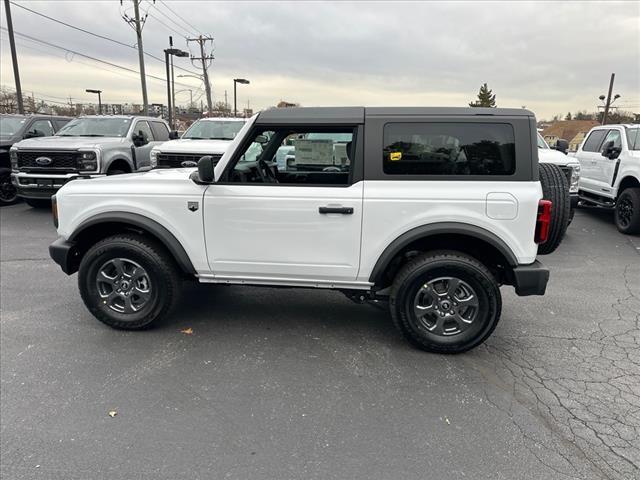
[
  {"x1": 469, "y1": 83, "x2": 496, "y2": 107},
  {"x1": 565, "y1": 112, "x2": 572, "y2": 120}
]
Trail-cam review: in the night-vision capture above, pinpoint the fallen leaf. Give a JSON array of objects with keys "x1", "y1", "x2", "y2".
[
  {"x1": 108, "y1": 410, "x2": 117, "y2": 418},
  {"x1": 180, "y1": 328, "x2": 193, "y2": 335},
  {"x1": 444, "y1": 416, "x2": 450, "y2": 425}
]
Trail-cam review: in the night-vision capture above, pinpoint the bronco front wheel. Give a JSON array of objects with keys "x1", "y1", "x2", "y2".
[{"x1": 78, "y1": 234, "x2": 181, "y2": 330}]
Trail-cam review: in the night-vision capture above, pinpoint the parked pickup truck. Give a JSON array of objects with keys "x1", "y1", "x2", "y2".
[
  {"x1": 150, "y1": 117, "x2": 245, "y2": 168},
  {"x1": 10, "y1": 115, "x2": 174, "y2": 207},
  {"x1": 0, "y1": 114, "x2": 72, "y2": 205},
  {"x1": 49, "y1": 107, "x2": 564, "y2": 354},
  {"x1": 537, "y1": 132, "x2": 580, "y2": 209},
  {"x1": 572, "y1": 124, "x2": 640, "y2": 234}
]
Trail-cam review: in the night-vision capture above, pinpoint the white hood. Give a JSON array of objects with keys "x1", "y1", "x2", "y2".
[
  {"x1": 538, "y1": 148, "x2": 579, "y2": 166},
  {"x1": 153, "y1": 138, "x2": 233, "y2": 155},
  {"x1": 13, "y1": 135, "x2": 125, "y2": 150}
]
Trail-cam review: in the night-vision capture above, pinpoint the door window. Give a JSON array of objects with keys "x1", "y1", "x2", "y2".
[
  {"x1": 28, "y1": 120, "x2": 54, "y2": 137},
  {"x1": 226, "y1": 128, "x2": 355, "y2": 186},
  {"x1": 601, "y1": 129, "x2": 621, "y2": 150},
  {"x1": 134, "y1": 121, "x2": 154, "y2": 142},
  {"x1": 582, "y1": 130, "x2": 607, "y2": 152},
  {"x1": 53, "y1": 119, "x2": 71, "y2": 131}
]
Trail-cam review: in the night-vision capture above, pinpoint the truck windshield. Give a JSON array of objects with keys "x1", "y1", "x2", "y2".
[
  {"x1": 626, "y1": 127, "x2": 640, "y2": 151},
  {"x1": 56, "y1": 118, "x2": 132, "y2": 137},
  {"x1": 183, "y1": 120, "x2": 245, "y2": 140},
  {"x1": 536, "y1": 133, "x2": 549, "y2": 149},
  {"x1": 0, "y1": 116, "x2": 27, "y2": 136}
]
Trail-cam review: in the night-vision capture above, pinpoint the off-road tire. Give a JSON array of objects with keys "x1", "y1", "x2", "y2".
[
  {"x1": 615, "y1": 187, "x2": 640, "y2": 235},
  {"x1": 25, "y1": 198, "x2": 51, "y2": 208},
  {"x1": 538, "y1": 163, "x2": 570, "y2": 254},
  {"x1": 78, "y1": 234, "x2": 181, "y2": 330},
  {"x1": 389, "y1": 251, "x2": 502, "y2": 354}
]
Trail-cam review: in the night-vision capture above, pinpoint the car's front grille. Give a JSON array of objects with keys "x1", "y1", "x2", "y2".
[
  {"x1": 559, "y1": 166, "x2": 573, "y2": 185},
  {"x1": 17, "y1": 150, "x2": 79, "y2": 172},
  {"x1": 156, "y1": 152, "x2": 222, "y2": 168}
]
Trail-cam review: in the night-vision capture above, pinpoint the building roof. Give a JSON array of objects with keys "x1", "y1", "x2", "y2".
[{"x1": 541, "y1": 120, "x2": 599, "y2": 142}]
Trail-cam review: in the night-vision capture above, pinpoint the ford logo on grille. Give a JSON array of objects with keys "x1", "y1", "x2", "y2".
[
  {"x1": 180, "y1": 160, "x2": 198, "y2": 168},
  {"x1": 35, "y1": 156, "x2": 53, "y2": 166}
]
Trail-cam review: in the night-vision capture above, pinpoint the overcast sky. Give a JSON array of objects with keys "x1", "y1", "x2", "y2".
[{"x1": 1, "y1": 1, "x2": 638, "y2": 119}]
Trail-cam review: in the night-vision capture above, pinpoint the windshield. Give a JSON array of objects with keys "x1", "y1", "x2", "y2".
[
  {"x1": 56, "y1": 118, "x2": 132, "y2": 137},
  {"x1": 0, "y1": 116, "x2": 27, "y2": 136},
  {"x1": 626, "y1": 127, "x2": 640, "y2": 151},
  {"x1": 182, "y1": 119, "x2": 245, "y2": 140},
  {"x1": 536, "y1": 132, "x2": 549, "y2": 149}
]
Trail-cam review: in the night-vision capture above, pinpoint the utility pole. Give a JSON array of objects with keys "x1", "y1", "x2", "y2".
[
  {"x1": 169, "y1": 36, "x2": 176, "y2": 122},
  {"x1": 187, "y1": 35, "x2": 214, "y2": 114},
  {"x1": 122, "y1": 0, "x2": 149, "y2": 113},
  {"x1": 601, "y1": 73, "x2": 615, "y2": 125},
  {"x1": 4, "y1": 0, "x2": 24, "y2": 114}
]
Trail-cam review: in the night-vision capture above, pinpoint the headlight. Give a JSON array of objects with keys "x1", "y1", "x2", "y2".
[
  {"x1": 569, "y1": 164, "x2": 580, "y2": 193},
  {"x1": 78, "y1": 151, "x2": 98, "y2": 171},
  {"x1": 150, "y1": 149, "x2": 158, "y2": 168},
  {"x1": 10, "y1": 150, "x2": 18, "y2": 170}
]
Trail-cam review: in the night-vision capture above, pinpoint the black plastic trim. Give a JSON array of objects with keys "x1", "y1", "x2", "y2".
[
  {"x1": 68, "y1": 212, "x2": 196, "y2": 275},
  {"x1": 512, "y1": 260, "x2": 549, "y2": 296},
  {"x1": 49, "y1": 236, "x2": 79, "y2": 275},
  {"x1": 368, "y1": 222, "x2": 519, "y2": 285}
]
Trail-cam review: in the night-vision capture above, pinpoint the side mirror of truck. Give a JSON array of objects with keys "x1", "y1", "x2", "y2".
[
  {"x1": 601, "y1": 141, "x2": 621, "y2": 159},
  {"x1": 24, "y1": 129, "x2": 45, "y2": 139},
  {"x1": 169, "y1": 130, "x2": 179, "y2": 140},
  {"x1": 197, "y1": 155, "x2": 215, "y2": 183},
  {"x1": 255, "y1": 134, "x2": 269, "y2": 144},
  {"x1": 132, "y1": 132, "x2": 148, "y2": 147},
  {"x1": 554, "y1": 139, "x2": 569, "y2": 154}
]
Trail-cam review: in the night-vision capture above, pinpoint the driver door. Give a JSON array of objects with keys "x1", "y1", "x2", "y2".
[
  {"x1": 202, "y1": 126, "x2": 364, "y2": 283},
  {"x1": 131, "y1": 120, "x2": 155, "y2": 171},
  {"x1": 594, "y1": 128, "x2": 622, "y2": 189}
]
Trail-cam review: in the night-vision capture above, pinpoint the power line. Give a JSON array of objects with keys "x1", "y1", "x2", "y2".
[
  {"x1": 0, "y1": 27, "x2": 200, "y2": 89},
  {"x1": 9, "y1": 1, "x2": 201, "y2": 77},
  {"x1": 157, "y1": 0, "x2": 204, "y2": 37},
  {"x1": 144, "y1": 0, "x2": 191, "y2": 38}
]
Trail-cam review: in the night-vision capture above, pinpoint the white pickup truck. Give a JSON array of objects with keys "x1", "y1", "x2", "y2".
[{"x1": 572, "y1": 124, "x2": 640, "y2": 234}]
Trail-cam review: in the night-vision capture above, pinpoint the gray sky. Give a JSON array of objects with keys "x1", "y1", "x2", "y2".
[{"x1": 1, "y1": 0, "x2": 639, "y2": 119}]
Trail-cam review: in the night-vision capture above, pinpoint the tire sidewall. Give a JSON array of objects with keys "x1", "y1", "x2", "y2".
[
  {"x1": 0, "y1": 171, "x2": 19, "y2": 205},
  {"x1": 79, "y1": 241, "x2": 169, "y2": 328},
  {"x1": 615, "y1": 189, "x2": 640, "y2": 234},
  {"x1": 394, "y1": 258, "x2": 500, "y2": 352}
]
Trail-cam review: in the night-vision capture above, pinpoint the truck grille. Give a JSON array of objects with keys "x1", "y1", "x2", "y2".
[
  {"x1": 559, "y1": 166, "x2": 573, "y2": 185},
  {"x1": 156, "y1": 152, "x2": 222, "y2": 168},
  {"x1": 17, "y1": 150, "x2": 79, "y2": 172}
]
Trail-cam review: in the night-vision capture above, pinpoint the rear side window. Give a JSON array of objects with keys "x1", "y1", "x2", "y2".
[
  {"x1": 627, "y1": 128, "x2": 640, "y2": 151},
  {"x1": 582, "y1": 130, "x2": 607, "y2": 152},
  {"x1": 383, "y1": 123, "x2": 515, "y2": 176},
  {"x1": 53, "y1": 119, "x2": 70, "y2": 131},
  {"x1": 150, "y1": 121, "x2": 170, "y2": 141}
]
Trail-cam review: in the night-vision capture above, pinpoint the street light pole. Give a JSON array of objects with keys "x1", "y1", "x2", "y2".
[
  {"x1": 86, "y1": 89, "x2": 102, "y2": 114},
  {"x1": 233, "y1": 78, "x2": 250, "y2": 117},
  {"x1": 4, "y1": 0, "x2": 24, "y2": 114},
  {"x1": 164, "y1": 46, "x2": 190, "y2": 129}
]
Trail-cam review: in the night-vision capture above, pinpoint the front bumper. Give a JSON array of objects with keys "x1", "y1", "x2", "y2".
[
  {"x1": 512, "y1": 260, "x2": 549, "y2": 296},
  {"x1": 49, "y1": 237, "x2": 80, "y2": 275},
  {"x1": 12, "y1": 172, "x2": 102, "y2": 199}
]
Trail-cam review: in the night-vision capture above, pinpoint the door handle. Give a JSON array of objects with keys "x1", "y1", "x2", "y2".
[{"x1": 319, "y1": 206, "x2": 354, "y2": 215}]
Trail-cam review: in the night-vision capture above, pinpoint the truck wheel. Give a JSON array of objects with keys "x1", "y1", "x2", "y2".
[
  {"x1": 615, "y1": 187, "x2": 640, "y2": 235},
  {"x1": 389, "y1": 251, "x2": 501, "y2": 354},
  {"x1": 25, "y1": 198, "x2": 51, "y2": 208},
  {"x1": 538, "y1": 163, "x2": 570, "y2": 255},
  {"x1": 78, "y1": 234, "x2": 181, "y2": 330},
  {"x1": 0, "y1": 170, "x2": 19, "y2": 206}
]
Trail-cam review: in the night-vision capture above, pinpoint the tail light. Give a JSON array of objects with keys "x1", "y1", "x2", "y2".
[{"x1": 535, "y1": 200, "x2": 552, "y2": 244}]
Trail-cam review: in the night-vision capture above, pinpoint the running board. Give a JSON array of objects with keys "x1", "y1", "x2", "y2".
[
  {"x1": 579, "y1": 193, "x2": 615, "y2": 208},
  {"x1": 197, "y1": 274, "x2": 373, "y2": 290}
]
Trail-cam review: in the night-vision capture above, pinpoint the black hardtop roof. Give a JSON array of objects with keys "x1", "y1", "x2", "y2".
[{"x1": 256, "y1": 106, "x2": 534, "y2": 124}]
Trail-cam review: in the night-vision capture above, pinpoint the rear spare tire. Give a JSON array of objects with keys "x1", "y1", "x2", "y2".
[
  {"x1": 538, "y1": 163, "x2": 570, "y2": 255},
  {"x1": 615, "y1": 187, "x2": 640, "y2": 235}
]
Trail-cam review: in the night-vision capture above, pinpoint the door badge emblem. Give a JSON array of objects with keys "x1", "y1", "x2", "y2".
[{"x1": 187, "y1": 201, "x2": 199, "y2": 212}]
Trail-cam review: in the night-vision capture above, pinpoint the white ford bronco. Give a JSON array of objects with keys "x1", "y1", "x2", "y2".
[
  {"x1": 572, "y1": 124, "x2": 640, "y2": 234},
  {"x1": 49, "y1": 107, "x2": 558, "y2": 353}
]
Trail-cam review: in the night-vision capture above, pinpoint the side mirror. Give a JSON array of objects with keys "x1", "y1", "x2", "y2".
[
  {"x1": 554, "y1": 139, "x2": 569, "y2": 154},
  {"x1": 255, "y1": 134, "x2": 269, "y2": 144},
  {"x1": 169, "y1": 130, "x2": 179, "y2": 140},
  {"x1": 601, "y1": 141, "x2": 621, "y2": 159},
  {"x1": 132, "y1": 132, "x2": 148, "y2": 147},
  {"x1": 24, "y1": 129, "x2": 44, "y2": 139},
  {"x1": 197, "y1": 155, "x2": 215, "y2": 182}
]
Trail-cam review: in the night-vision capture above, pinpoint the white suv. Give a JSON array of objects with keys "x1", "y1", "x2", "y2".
[{"x1": 49, "y1": 107, "x2": 557, "y2": 354}]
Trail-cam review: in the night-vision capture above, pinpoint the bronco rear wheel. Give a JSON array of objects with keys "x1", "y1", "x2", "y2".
[
  {"x1": 390, "y1": 251, "x2": 502, "y2": 354},
  {"x1": 78, "y1": 234, "x2": 181, "y2": 330}
]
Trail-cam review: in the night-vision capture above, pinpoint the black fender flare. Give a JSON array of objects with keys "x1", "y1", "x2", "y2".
[
  {"x1": 368, "y1": 222, "x2": 519, "y2": 285},
  {"x1": 104, "y1": 156, "x2": 134, "y2": 173},
  {"x1": 69, "y1": 212, "x2": 196, "y2": 275}
]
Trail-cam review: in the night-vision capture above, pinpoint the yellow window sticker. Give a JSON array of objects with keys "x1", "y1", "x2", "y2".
[{"x1": 390, "y1": 151, "x2": 402, "y2": 161}]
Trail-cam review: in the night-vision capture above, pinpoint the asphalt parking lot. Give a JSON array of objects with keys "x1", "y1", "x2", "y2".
[{"x1": 1, "y1": 203, "x2": 638, "y2": 480}]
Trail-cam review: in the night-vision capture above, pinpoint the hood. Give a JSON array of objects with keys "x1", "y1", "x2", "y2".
[
  {"x1": 58, "y1": 167, "x2": 198, "y2": 196},
  {"x1": 538, "y1": 148, "x2": 578, "y2": 166},
  {"x1": 153, "y1": 138, "x2": 234, "y2": 155},
  {"x1": 13, "y1": 136, "x2": 125, "y2": 150}
]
